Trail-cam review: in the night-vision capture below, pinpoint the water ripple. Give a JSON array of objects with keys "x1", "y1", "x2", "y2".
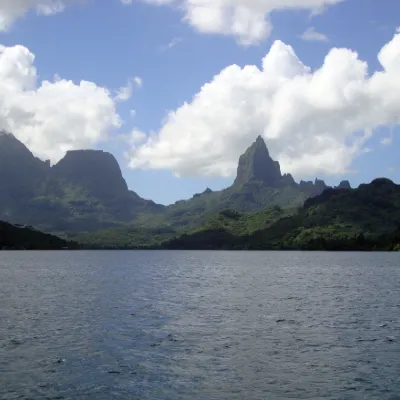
[{"x1": 0, "y1": 250, "x2": 400, "y2": 399}]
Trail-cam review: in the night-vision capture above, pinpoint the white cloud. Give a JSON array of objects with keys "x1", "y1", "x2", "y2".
[
  {"x1": 0, "y1": 0, "x2": 83, "y2": 31},
  {"x1": 114, "y1": 76, "x2": 142, "y2": 102},
  {"x1": 381, "y1": 137, "x2": 392, "y2": 145},
  {"x1": 137, "y1": 0, "x2": 344, "y2": 45},
  {"x1": 161, "y1": 37, "x2": 184, "y2": 51},
  {"x1": 0, "y1": 43, "x2": 121, "y2": 163},
  {"x1": 134, "y1": 76, "x2": 143, "y2": 87},
  {"x1": 301, "y1": 27, "x2": 328, "y2": 42},
  {"x1": 128, "y1": 29, "x2": 400, "y2": 180},
  {"x1": 130, "y1": 128, "x2": 147, "y2": 144}
]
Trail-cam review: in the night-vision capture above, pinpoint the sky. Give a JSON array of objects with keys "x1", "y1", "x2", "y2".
[{"x1": 0, "y1": 0, "x2": 399, "y2": 205}]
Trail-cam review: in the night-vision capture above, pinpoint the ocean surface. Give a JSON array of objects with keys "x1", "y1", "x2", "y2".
[{"x1": 0, "y1": 251, "x2": 400, "y2": 399}]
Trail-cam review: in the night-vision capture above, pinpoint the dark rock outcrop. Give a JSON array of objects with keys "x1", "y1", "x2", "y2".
[
  {"x1": 299, "y1": 179, "x2": 329, "y2": 197},
  {"x1": 234, "y1": 136, "x2": 330, "y2": 197},
  {"x1": 0, "y1": 131, "x2": 50, "y2": 200},
  {"x1": 234, "y1": 135, "x2": 282, "y2": 187},
  {"x1": 0, "y1": 132, "x2": 50, "y2": 223},
  {"x1": 0, "y1": 134, "x2": 163, "y2": 231},
  {"x1": 193, "y1": 187, "x2": 213, "y2": 199},
  {"x1": 337, "y1": 180, "x2": 351, "y2": 189},
  {"x1": 281, "y1": 173, "x2": 296, "y2": 186},
  {"x1": 51, "y1": 150, "x2": 129, "y2": 200}
]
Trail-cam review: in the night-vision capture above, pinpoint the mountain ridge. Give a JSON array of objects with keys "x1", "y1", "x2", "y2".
[
  {"x1": 158, "y1": 178, "x2": 400, "y2": 251},
  {"x1": 0, "y1": 132, "x2": 355, "y2": 239},
  {"x1": 0, "y1": 131, "x2": 163, "y2": 232}
]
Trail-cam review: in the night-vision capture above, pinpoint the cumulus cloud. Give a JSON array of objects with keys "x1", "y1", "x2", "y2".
[
  {"x1": 137, "y1": 0, "x2": 344, "y2": 44},
  {"x1": 301, "y1": 27, "x2": 328, "y2": 42},
  {"x1": 0, "y1": 43, "x2": 121, "y2": 163},
  {"x1": 130, "y1": 128, "x2": 147, "y2": 144},
  {"x1": 0, "y1": 0, "x2": 83, "y2": 31},
  {"x1": 128, "y1": 29, "x2": 400, "y2": 179}
]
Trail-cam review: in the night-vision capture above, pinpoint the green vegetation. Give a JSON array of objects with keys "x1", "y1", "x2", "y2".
[
  {"x1": 0, "y1": 133, "x2": 328, "y2": 244},
  {"x1": 0, "y1": 221, "x2": 78, "y2": 250},
  {"x1": 75, "y1": 226, "x2": 176, "y2": 249},
  {"x1": 0, "y1": 133, "x2": 164, "y2": 234},
  {"x1": 159, "y1": 179, "x2": 400, "y2": 251},
  {"x1": 74, "y1": 205, "x2": 293, "y2": 248},
  {"x1": 3, "y1": 132, "x2": 399, "y2": 252}
]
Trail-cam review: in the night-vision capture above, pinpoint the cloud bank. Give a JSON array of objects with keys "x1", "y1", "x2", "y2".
[
  {"x1": 137, "y1": 0, "x2": 344, "y2": 44},
  {"x1": 128, "y1": 29, "x2": 400, "y2": 179},
  {"x1": 1, "y1": 1, "x2": 343, "y2": 44}
]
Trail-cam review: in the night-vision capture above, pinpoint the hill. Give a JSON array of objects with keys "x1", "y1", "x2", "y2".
[
  {"x1": 158, "y1": 136, "x2": 333, "y2": 226},
  {"x1": 159, "y1": 179, "x2": 400, "y2": 251},
  {"x1": 77, "y1": 206, "x2": 291, "y2": 249},
  {"x1": 0, "y1": 221, "x2": 78, "y2": 250}
]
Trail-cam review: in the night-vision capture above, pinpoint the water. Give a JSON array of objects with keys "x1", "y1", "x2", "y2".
[{"x1": 0, "y1": 251, "x2": 400, "y2": 399}]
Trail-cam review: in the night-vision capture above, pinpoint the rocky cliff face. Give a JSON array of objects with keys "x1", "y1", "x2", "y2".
[
  {"x1": 0, "y1": 132, "x2": 50, "y2": 218},
  {"x1": 0, "y1": 134, "x2": 163, "y2": 231},
  {"x1": 234, "y1": 135, "x2": 282, "y2": 187},
  {"x1": 337, "y1": 180, "x2": 351, "y2": 189},
  {"x1": 234, "y1": 135, "x2": 330, "y2": 197},
  {"x1": 0, "y1": 132, "x2": 357, "y2": 234},
  {"x1": 51, "y1": 150, "x2": 129, "y2": 200}
]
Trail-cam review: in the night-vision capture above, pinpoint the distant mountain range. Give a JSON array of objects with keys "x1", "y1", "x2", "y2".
[
  {"x1": 0, "y1": 130, "x2": 351, "y2": 239},
  {"x1": 160, "y1": 178, "x2": 400, "y2": 251},
  {"x1": 3, "y1": 129, "x2": 397, "y2": 251}
]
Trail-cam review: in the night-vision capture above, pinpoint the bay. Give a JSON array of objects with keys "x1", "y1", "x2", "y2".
[{"x1": 1, "y1": 251, "x2": 400, "y2": 399}]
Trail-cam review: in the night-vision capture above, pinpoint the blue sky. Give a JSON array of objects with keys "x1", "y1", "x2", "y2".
[{"x1": 0, "y1": 0, "x2": 399, "y2": 205}]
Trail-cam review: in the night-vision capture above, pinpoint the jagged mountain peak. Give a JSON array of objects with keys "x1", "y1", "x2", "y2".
[
  {"x1": 255, "y1": 134, "x2": 266, "y2": 145},
  {"x1": 337, "y1": 180, "x2": 351, "y2": 189},
  {"x1": 0, "y1": 131, "x2": 29, "y2": 151},
  {"x1": 0, "y1": 133, "x2": 50, "y2": 205},
  {"x1": 234, "y1": 135, "x2": 282, "y2": 187}
]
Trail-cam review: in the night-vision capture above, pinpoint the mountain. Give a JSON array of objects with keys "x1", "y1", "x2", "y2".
[
  {"x1": 0, "y1": 132, "x2": 49, "y2": 216},
  {"x1": 75, "y1": 137, "x2": 352, "y2": 247},
  {"x1": 159, "y1": 178, "x2": 400, "y2": 251},
  {"x1": 51, "y1": 150, "x2": 129, "y2": 201},
  {"x1": 0, "y1": 132, "x2": 163, "y2": 233},
  {"x1": 337, "y1": 180, "x2": 351, "y2": 189},
  {"x1": 0, "y1": 220, "x2": 78, "y2": 250},
  {"x1": 1, "y1": 132, "x2": 351, "y2": 241},
  {"x1": 41, "y1": 149, "x2": 163, "y2": 232},
  {"x1": 153, "y1": 136, "x2": 339, "y2": 230},
  {"x1": 234, "y1": 135, "x2": 283, "y2": 187}
]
